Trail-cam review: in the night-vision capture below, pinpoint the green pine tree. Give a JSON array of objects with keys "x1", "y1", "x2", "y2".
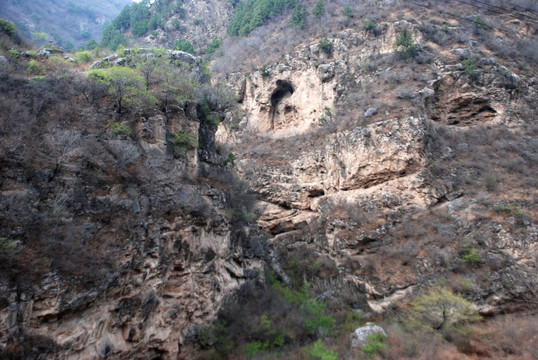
[{"x1": 312, "y1": 0, "x2": 325, "y2": 18}]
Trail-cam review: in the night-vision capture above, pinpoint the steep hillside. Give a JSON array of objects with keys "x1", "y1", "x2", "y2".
[
  {"x1": 208, "y1": 0, "x2": 537, "y2": 358},
  {"x1": 0, "y1": 0, "x2": 132, "y2": 49},
  {"x1": 97, "y1": 0, "x2": 233, "y2": 53},
  {"x1": 0, "y1": 0, "x2": 537, "y2": 359}
]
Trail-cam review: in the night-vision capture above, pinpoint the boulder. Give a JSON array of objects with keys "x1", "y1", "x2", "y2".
[
  {"x1": 317, "y1": 63, "x2": 335, "y2": 82},
  {"x1": 364, "y1": 107, "x2": 377, "y2": 117},
  {"x1": 350, "y1": 322, "x2": 387, "y2": 348}
]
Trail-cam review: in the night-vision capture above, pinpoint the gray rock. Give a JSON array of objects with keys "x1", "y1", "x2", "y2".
[
  {"x1": 37, "y1": 49, "x2": 53, "y2": 57},
  {"x1": 89, "y1": 60, "x2": 103, "y2": 69},
  {"x1": 36, "y1": 48, "x2": 63, "y2": 58},
  {"x1": 480, "y1": 57, "x2": 497, "y2": 66},
  {"x1": 417, "y1": 87, "x2": 435, "y2": 98},
  {"x1": 451, "y1": 47, "x2": 473, "y2": 60},
  {"x1": 350, "y1": 322, "x2": 387, "y2": 348},
  {"x1": 497, "y1": 65, "x2": 520, "y2": 88},
  {"x1": 317, "y1": 63, "x2": 335, "y2": 82},
  {"x1": 168, "y1": 50, "x2": 197, "y2": 65},
  {"x1": 393, "y1": 20, "x2": 411, "y2": 32},
  {"x1": 0, "y1": 56, "x2": 7, "y2": 64},
  {"x1": 364, "y1": 107, "x2": 377, "y2": 117}
]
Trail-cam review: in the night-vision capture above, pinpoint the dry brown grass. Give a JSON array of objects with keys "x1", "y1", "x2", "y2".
[{"x1": 468, "y1": 312, "x2": 538, "y2": 359}]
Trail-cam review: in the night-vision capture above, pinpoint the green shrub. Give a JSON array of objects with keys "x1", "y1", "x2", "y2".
[
  {"x1": 457, "y1": 239, "x2": 480, "y2": 267},
  {"x1": 483, "y1": 174, "x2": 498, "y2": 191},
  {"x1": 109, "y1": 122, "x2": 132, "y2": 137},
  {"x1": 173, "y1": 130, "x2": 198, "y2": 149},
  {"x1": 260, "y1": 64, "x2": 270, "y2": 78},
  {"x1": 493, "y1": 202, "x2": 517, "y2": 213},
  {"x1": 227, "y1": 0, "x2": 300, "y2": 37},
  {"x1": 173, "y1": 39, "x2": 195, "y2": 54},
  {"x1": 362, "y1": 19, "x2": 377, "y2": 34},
  {"x1": 27, "y1": 59, "x2": 44, "y2": 75},
  {"x1": 224, "y1": 152, "x2": 236, "y2": 167},
  {"x1": 273, "y1": 281, "x2": 310, "y2": 303},
  {"x1": 304, "y1": 300, "x2": 335, "y2": 336},
  {"x1": 312, "y1": 0, "x2": 325, "y2": 18},
  {"x1": 290, "y1": 4, "x2": 308, "y2": 29},
  {"x1": 303, "y1": 340, "x2": 338, "y2": 360},
  {"x1": 31, "y1": 31, "x2": 47, "y2": 46},
  {"x1": 393, "y1": 30, "x2": 418, "y2": 59},
  {"x1": 462, "y1": 58, "x2": 479, "y2": 82},
  {"x1": 462, "y1": 248, "x2": 480, "y2": 266},
  {"x1": 84, "y1": 39, "x2": 98, "y2": 50},
  {"x1": 171, "y1": 18, "x2": 181, "y2": 30},
  {"x1": 0, "y1": 237, "x2": 16, "y2": 253},
  {"x1": 362, "y1": 332, "x2": 386, "y2": 356},
  {"x1": 342, "y1": 6, "x2": 353, "y2": 17},
  {"x1": 48, "y1": 55, "x2": 69, "y2": 69},
  {"x1": 75, "y1": 50, "x2": 92, "y2": 63},
  {"x1": 29, "y1": 76, "x2": 47, "y2": 82},
  {"x1": 148, "y1": 15, "x2": 162, "y2": 30},
  {"x1": 244, "y1": 341, "x2": 269, "y2": 356},
  {"x1": 8, "y1": 49, "x2": 18, "y2": 58},
  {"x1": 206, "y1": 37, "x2": 222, "y2": 58},
  {"x1": 472, "y1": 14, "x2": 485, "y2": 29},
  {"x1": 318, "y1": 38, "x2": 332, "y2": 54},
  {"x1": 342, "y1": 311, "x2": 366, "y2": 332},
  {"x1": 0, "y1": 18, "x2": 17, "y2": 36},
  {"x1": 131, "y1": 20, "x2": 148, "y2": 36}
]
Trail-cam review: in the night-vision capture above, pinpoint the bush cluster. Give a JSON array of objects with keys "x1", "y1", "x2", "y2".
[{"x1": 227, "y1": 0, "x2": 300, "y2": 37}]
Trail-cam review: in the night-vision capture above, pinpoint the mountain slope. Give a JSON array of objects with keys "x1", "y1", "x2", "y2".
[
  {"x1": 0, "y1": 0, "x2": 537, "y2": 359},
  {"x1": 0, "y1": 0, "x2": 132, "y2": 49}
]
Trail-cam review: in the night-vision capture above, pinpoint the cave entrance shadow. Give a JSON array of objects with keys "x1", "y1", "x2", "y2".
[{"x1": 270, "y1": 80, "x2": 294, "y2": 129}]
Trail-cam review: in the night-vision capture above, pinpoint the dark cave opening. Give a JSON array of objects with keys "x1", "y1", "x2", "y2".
[{"x1": 270, "y1": 80, "x2": 294, "y2": 108}]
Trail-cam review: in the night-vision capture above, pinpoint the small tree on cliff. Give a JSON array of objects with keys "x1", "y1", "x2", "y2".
[
  {"x1": 405, "y1": 285, "x2": 481, "y2": 336},
  {"x1": 88, "y1": 66, "x2": 154, "y2": 113}
]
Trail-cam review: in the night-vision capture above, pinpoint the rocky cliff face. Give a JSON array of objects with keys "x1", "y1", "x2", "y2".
[
  {"x1": 137, "y1": 0, "x2": 233, "y2": 52},
  {"x1": 0, "y1": 69, "x2": 262, "y2": 358},
  {"x1": 1, "y1": 1, "x2": 537, "y2": 359},
  {"x1": 217, "y1": 18, "x2": 537, "y2": 317}
]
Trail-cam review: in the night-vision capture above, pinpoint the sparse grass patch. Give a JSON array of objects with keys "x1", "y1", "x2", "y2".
[
  {"x1": 303, "y1": 339, "x2": 338, "y2": 360},
  {"x1": 342, "y1": 311, "x2": 366, "y2": 333},
  {"x1": 362, "y1": 331, "x2": 386, "y2": 356},
  {"x1": 27, "y1": 59, "x2": 45, "y2": 75},
  {"x1": 483, "y1": 174, "x2": 498, "y2": 191},
  {"x1": 457, "y1": 239, "x2": 480, "y2": 267},
  {"x1": 109, "y1": 121, "x2": 133, "y2": 137}
]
